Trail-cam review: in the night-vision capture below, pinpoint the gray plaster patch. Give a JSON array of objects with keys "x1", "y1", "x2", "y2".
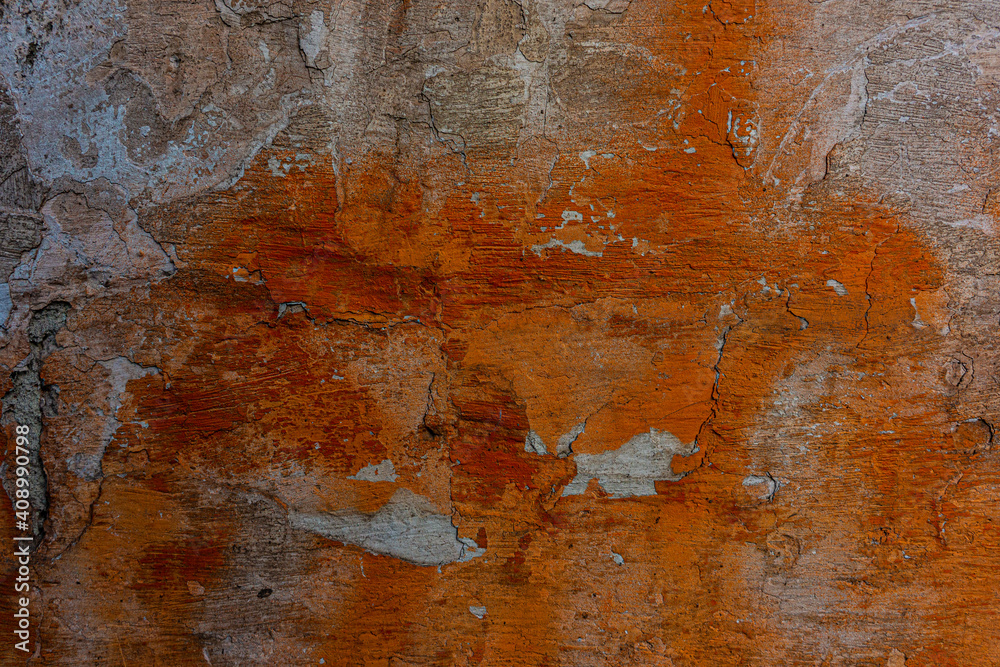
[
  {"x1": 524, "y1": 422, "x2": 584, "y2": 457},
  {"x1": 556, "y1": 421, "x2": 586, "y2": 457},
  {"x1": 530, "y1": 238, "x2": 603, "y2": 258},
  {"x1": 299, "y1": 10, "x2": 330, "y2": 68},
  {"x1": 524, "y1": 430, "x2": 548, "y2": 455},
  {"x1": 347, "y1": 459, "x2": 398, "y2": 483},
  {"x1": 909, "y1": 297, "x2": 927, "y2": 329},
  {"x1": 469, "y1": 605, "x2": 488, "y2": 619},
  {"x1": 0, "y1": 283, "x2": 11, "y2": 327},
  {"x1": 562, "y1": 428, "x2": 694, "y2": 498},
  {"x1": 289, "y1": 489, "x2": 484, "y2": 566},
  {"x1": 826, "y1": 279, "x2": 848, "y2": 296}
]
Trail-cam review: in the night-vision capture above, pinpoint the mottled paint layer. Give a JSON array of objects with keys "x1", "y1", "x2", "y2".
[{"x1": 2, "y1": 0, "x2": 1000, "y2": 665}]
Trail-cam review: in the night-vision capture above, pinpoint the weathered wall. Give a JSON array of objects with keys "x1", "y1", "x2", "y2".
[{"x1": 1, "y1": 0, "x2": 1000, "y2": 664}]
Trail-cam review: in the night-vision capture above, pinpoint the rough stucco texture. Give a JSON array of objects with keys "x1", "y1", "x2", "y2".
[{"x1": 1, "y1": 0, "x2": 1000, "y2": 664}]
